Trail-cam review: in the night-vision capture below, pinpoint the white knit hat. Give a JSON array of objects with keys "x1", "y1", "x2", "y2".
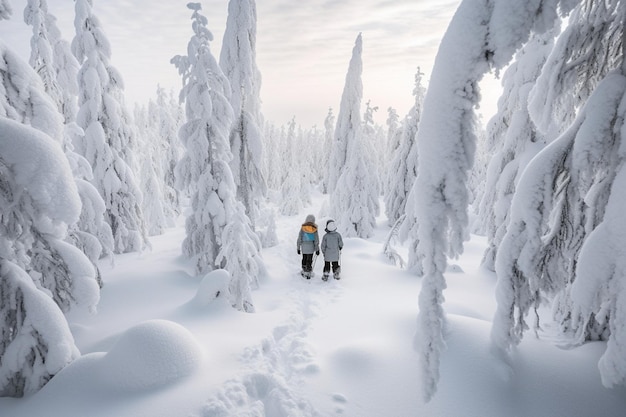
[{"x1": 326, "y1": 220, "x2": 336, "y2": 232}]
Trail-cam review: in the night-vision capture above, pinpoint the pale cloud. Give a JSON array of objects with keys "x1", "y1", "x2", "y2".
[{"x1": 1, "y1": 0, "x2": 468, "y2": 127}]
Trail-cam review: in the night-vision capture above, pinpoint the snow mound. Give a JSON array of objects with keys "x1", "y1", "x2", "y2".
[
  {"x1": 100, "y1": 320, "x2": 203, "y2": 391},
  {"x1": 192, "y1": 269, "x2": 231, "y2": 307}
]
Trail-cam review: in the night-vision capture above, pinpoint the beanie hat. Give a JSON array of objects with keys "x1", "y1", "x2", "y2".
[
  {"x1": 305, "y1": 214, "x2": 316, "y2": 223},
  {"x1": 326, "y1": 220, "x2": 336, "y2": 232}
]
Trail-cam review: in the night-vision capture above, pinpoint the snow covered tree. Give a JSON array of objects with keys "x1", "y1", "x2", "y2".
[
  {"x1": 386, "y1": 107, "x2": 400, "y2": 156},
  {"x1": 220, "y1": 0, "x2": 266, "y2": 230},
  {"x1": 134, "y1": 102, "x2": 167, "y2": 236},
  {"x1": 492, "y1": 0, "x2": 626, "y2": 388},
  {"x1": 260, "y1": 209, "x2": 278, "y2": 248},
  {"x1": 72, "y1": 0, "x2": 148, "y2": 254},
  {"x1": 384, "y1": 106, "x2": 401, "y2": 184},
  {"x1": 296, "y1": 124, "x2": 315, "y2": 206},
  {"x1": 0, "y1": 259, "x2": 80, "y2": 397},
  {"x1": 307, "y1": 124, "x2": 325, "y2": 188},
  {"x1": 172, "y1": 3, "x2": 264, "y2": 311},
  {"x1": 155, "y1": 86, "x2": 183, "y2": 222},
  {"x1": 331, "y1": 34, "x2": 379, "y2": 238},
  {"x1": 0, "y1": 118, "x2": 98, "y2": 397},
  {"x1": 25, "y1": 0, "x2": 66, "y2": 120},
  {"x1": 468, "y1": 124, "x2": 489, "y2": 215},
  {"x1": 477, "y1": 31, "x2": 555, "y2": 270},
  {"x1": 0, "y1": 38, "x2": 104, "y2": 303},
  {"x1": 263, "y1": 122, "x2": 282, "y2": 192},
  {"x1": 321, "y1": 107, "x2": 335, "y2": 194},
  {"x1": 385, "y1": 67, "x2": 426, "y2": 226},
  {"x1": 24, "y1": 0, "x2": 113, "y2": 275},
  {"x1": 363, "y1": 101, "x2": 385, "y2": 191},
  {"x1": 405, "y1": 0, "x2": 574, "y2": 401},
  {"x1": 216, "y1": 207, "x2": 261, "y2": 312},
  {"x1": 280, "y1": 118, "x2": 303, "y2": 215},
  {"x1": 328, "y1": 35, "x2": 363, "y2": 195},
  {"x1": 0, "y1": 42, "x2": 63, "y2": 137}
]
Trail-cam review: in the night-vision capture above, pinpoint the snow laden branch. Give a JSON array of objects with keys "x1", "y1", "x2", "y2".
[
  {"x1": 407, "y1": 0, "x2": 570, "y2": 401},
  {"x1": 494, "y1": 69, "x2": 626, "y2": 388},
  {"x1": 490, "y1": 0, "x2": 626, "y2": 389},
  {"x1": 477, "y1": 31, "x2": 555, "y2": 271}
]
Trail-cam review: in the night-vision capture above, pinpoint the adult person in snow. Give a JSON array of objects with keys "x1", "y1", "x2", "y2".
[
  {"x1": 321, "y1": 219, "x2": 343, "y2": 281},
  {"x1": 297, "y1": 214, "x2": 320, "y2": 279}
]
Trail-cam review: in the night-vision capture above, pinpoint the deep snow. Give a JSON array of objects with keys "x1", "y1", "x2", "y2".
[{"x1": 1, "y1": 192, "x2": 625, "y2": 417}]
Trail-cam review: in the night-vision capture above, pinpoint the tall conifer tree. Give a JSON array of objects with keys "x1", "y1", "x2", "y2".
[
  {"x1": 72, "y1": 0, "x2": 147, "y2": 254},
  {"x1": 173, "y1": 3, "x2": 264, "y2": 311},
  {"x1": 220, "y1": 0, "x2": 266, "y2": 230},
  {"x1": 330, "y1": 34, "x2": 379, "y2": 238}
]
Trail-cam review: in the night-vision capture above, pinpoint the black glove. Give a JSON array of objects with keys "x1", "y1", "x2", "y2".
[
  {"x1": 297, "y1": 249, "x2": 301, "y2": 255},
  {"x1": 316, "y1": 250, "x2": 320, "y2": 255}
]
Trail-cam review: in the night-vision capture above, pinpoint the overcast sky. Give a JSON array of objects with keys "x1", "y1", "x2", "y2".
[{"x1": 1, "y1": 0, "x2": 500, "y2": 127}]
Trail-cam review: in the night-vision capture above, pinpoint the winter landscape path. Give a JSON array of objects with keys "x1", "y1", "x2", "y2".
[{"x1": 191, "y1": 203, "x2": 422, "y2": 416}]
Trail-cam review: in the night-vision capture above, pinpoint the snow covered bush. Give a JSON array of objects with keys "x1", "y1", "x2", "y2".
[{"x1": 192, "y1": 269, "x2": 232, "y2": 308}]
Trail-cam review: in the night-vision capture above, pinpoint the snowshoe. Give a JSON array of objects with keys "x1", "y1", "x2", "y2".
[
  {"x1": 322, "y1": 272, "x2": 329, "y2": 281},
  {"x1": 333, "y1": 268, "x2": 341, "y2": 280}
]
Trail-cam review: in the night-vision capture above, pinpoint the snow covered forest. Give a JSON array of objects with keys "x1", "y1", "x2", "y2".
[{"x1": 1, "y1": 0, "x2": 626, "y2": 412}]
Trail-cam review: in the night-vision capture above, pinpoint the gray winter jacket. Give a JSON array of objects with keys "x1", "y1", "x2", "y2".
[
  {"x1": 297, "y1": 222, "x2": 320, "y2": 255},
  {"x1": 321, "y1": 231, "x2": 343, "y2": 262}
]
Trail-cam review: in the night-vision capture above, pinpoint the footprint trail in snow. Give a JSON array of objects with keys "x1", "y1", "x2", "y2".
[{"x1": 193, "y1": 219, "x2": 346, "y2": 416}]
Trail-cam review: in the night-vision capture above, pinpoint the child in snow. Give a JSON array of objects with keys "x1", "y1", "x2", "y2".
[
  {"x1": 321, "y1": 219, "x2": 343, "y2": 281},
  {"x1": 297, "y1": 214, "x2": 320, "y2": 279}
]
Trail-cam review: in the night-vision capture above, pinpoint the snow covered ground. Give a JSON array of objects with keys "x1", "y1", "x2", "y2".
[{"x1": 1, "y1": 193, "x2": 625, "y2": 417}]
